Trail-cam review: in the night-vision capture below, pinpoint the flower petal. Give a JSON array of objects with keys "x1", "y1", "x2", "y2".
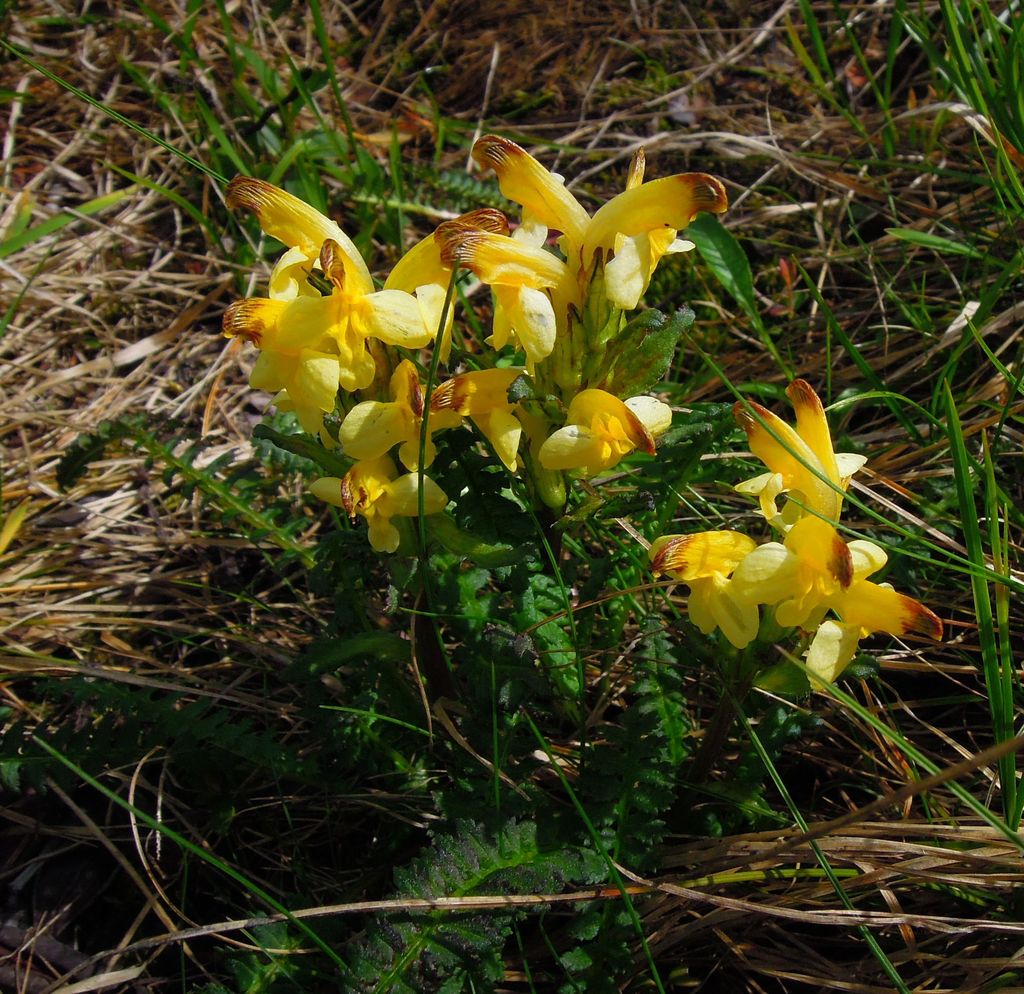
[
  {"x1": 226, "y1": 176, "x2": 373, "y2": 294},
  {"x1": 836, "y1": 451, "x2": 868, "y2": 481},
  {"x1": 734, "y1": 400, "x2": 838, "y2": 520},
  {"x1": 603, "y1": 233, "x2": 648, "y2": 310},
  {"x1": 787, "y1": 379, "x2": 841, "y2": 491},
  {"x1": 222, "y1": 298, "x2": 289, "y2": 346},
  {"x1": 366, "y1": 515, "x2": 401, "y2": 553},
  {"x1": 383, "y1": 473, "x2": 449, "y2": 516},
  {"x1": 249, "y1": 349, "x2": 294, "y2": 394},
  {"x1": 582, "y1": 173, "x2": 728, "y2": 264},
  {"x1": 309, "y1": 476, "x2": 345, "y2": 508},
  {"x1": 568, "y1": 389, "x2": 654, "y2": 455},
  {"x1": 624, "y1": 395, "x2": 673, "y2": 437},
  {"x1": 785, "y1": 516, "x2": 853, "y2": 588},
  {"x1": 431, "y1": 367, "x2": 526, "y2": 416},
  {"x1": 538, "y1": 425, "x2": 607, "y2": 473},
  {"x1": 291, "y1": 350, "x2": 342, "y2": 414},
  {"x1": 650, "y1": 530, "x2": 758, "y2": 581},
  {"x1": 340, "y1": 401, "x2": 412, "y2": 462},
  {"x1": 265, "y1": 295, "x2": 341, "y2": 353},
  {"x1": 385, "y1": 231, "x2": 450, "y2": 294},
  {"x1": 847, "y1": 539, "x2": 887, "y2": 581},
  {"x1": 708, "y1": 578, "x2": 761, "y2": 649},
  {"x1": 805, "y1": 620, "x2": 862, "y2": 684},
  {"x1": 359, "y1": 289, "x2": 434, "y2": 348},
  {"x1": 439, "y1": 230, "x2": 568, "y2": 289},
  {"x1": 832, "y1": 581, "x2": 943, "y2": 639},
  {"x1": 268, "y1": 244, "x2": 321, "y2": 301},
  {"x1": 475, "y1": 408, "x2": 523, "y2": 471},
  {"x1": 471, "y1": 136, "x2": 591, "y2": 249},
  {"x1": 507, "y1": 286, "x2": 558, "y2": 363},
  {"x1": 730, "y1": 542, "x2": 797, "y2": 603}
]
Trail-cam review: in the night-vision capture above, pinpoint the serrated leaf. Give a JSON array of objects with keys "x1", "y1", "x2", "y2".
[
  {"x1": 252, "y1": 423, "x2": 350, "y2": 477},
  {"x1": 56, "y1": 418, "x2": 143, "y2": 490},
  {"x1": 597, "y1": 306, "x2": 694, "y2": 397},
  {"x1": 429, "y1": 514, "x2": 529, "y2": 567}
]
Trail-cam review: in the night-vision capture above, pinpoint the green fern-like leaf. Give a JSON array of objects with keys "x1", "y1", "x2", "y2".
[
  {"x1": 346, "y1": 819, "x2": 582, "y2": 993},
  {"x1": 56, "y1": 415, "x2": 147, "y2": 490}
]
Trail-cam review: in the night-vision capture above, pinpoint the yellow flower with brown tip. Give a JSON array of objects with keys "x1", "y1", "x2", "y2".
[
  {"x1": 386, "y1": 209, "x2": 512, "y2": 362},
  {"x1": 226, "y1": 176, "x2": 373, "y2": 301},
  {"x1": 436, "y1": 225, "x2": 570, "y2": 365},
  {"x1": 224, "y1": 179, "x2": 439, "y2": 428},
  {"x1": 538, "y1": 389, "x2": 672, "y2": 477},
  {"x1": 471, "y1": 135, "x2": 728, "y2": 309},
  {"x1": 650, "y1": 531, "x2": 760, "y2": 649},
  {"x1": 430, "y1": 367, "x2": 527, "y2": 471},
  {"x1": 310, "y1": 455, "x2": 448, "y2": 554},
  {"x1": 734, "y1": 379, "x2": 867, "y2": 528},
  {"x1": 730, "y1": 515, "x2": 943, "y2": 681},
  {"x1": 340, "y1": 359, "x2": 460, "y2": 471}
]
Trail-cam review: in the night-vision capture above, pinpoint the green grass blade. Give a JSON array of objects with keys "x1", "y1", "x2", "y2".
[
  {"x1": 0, "y1": 187, "x2": 137, "y2": 260},
  {"x1": 33, "y1": 735, "x2": 350, "y2": 972},
  {"x1": 739, "y1": 707, "x2": 912, "y2": 993},
  {"x1": 0, "y1": 39, "x2": 227, "y2": 185},
  {"x1": 943, "y1": 383, "x2": 1010, "y2": 821}
]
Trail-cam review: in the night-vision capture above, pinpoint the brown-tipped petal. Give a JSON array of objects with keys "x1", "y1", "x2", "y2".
[
  {"x1": 582, "y1": 172, "x2": 728, "y2": 261},
  {"x1": 339, "y1": 473, "x2": 359, "y2": 517},
  {"x1": 225, "y1": 175, "x2": 273, "y2": 214},
  {"x1": 226, "y1": 177, "x2": 374, "y2": 295},
  {"x1": 828, "y1": 530, "x2": 854, "y2": 588},
  {"x1": 786, "y1": 379, "x2": 841, "y2": 486},
  {"x1": 222, "y1": 298, "x2": 287, "y2": 345},
  {"x1": 836, "y1": 581, "x2": 945, "y2": 640},
  {"x1": 318, "y1": 239, "x2": 347, "y2": 290},
  {"x1": 734, "y1": 399, "x2": 839, "y2": 521},
  {"x1": 785, "y1": 515, "x2": 853, "y2": 588},
  {"x1": 471, "y1": 135, "x2": 590, "y2": 246},
  {"x1": 438, "y1": 230, "x2": 568, "y2": 288},
  {"x1": 649, "y1": 530, "x2": 758, "y2": 580},
  {"x1": 435, "y1": 208, "x2": 511, "y2": 246},
  {"x1": 390, "y1": 359, "x2": 424, "y2": 418},
  {"x1": 430, "y1": 367, "x2": 524, "y2": 417},
  {"x1": 906, "y1": 600, "x2": 944, "y2": 640},
  {"x1": 622, "y1": 404, "x2": 656, "y2": 456},
  {"x1": 226, "y1": 176, "x2": 336, "y2": 248},
  {"x1": 429, "y1": 379, "x2": 457, "y2": 414}
]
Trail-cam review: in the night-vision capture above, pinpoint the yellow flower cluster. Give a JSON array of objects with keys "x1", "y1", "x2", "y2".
[
  {"x1": 224, "y1": 138, "x2": 728, "y2": 551},
  {"x1": 650, "y1": 381, "x2": 942, "y2": 683}
]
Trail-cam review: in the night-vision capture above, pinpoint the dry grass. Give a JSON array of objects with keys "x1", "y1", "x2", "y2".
[{"x1": 1, "y1": 1, "x2": 1022, "y2": 991}]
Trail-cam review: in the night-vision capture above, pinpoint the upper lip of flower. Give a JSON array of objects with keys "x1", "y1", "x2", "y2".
[
  {"x1": 469, "y1": 135, "x2": 728, "y2": 304},
  {"x1": 734, "y1": 379, "x2": 866, "y2": 523}
]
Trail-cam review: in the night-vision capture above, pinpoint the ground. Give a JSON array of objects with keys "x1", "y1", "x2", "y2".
[{"x1": 1, "y1": 1, "x2": 1022, "y2": 992}]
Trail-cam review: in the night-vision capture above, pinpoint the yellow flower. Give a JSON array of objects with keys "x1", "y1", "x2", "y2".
[
  {"x1": 650, "y1": 530, "x2": 760, "y2": 648},
  {"x1": 222, "y1": 296, "x2": 340, "y2": 434},
  {"x1": 730, "y1": 515, "x2": 942, "y2": 681},
  {"x1": 436, "y1": 225, "x2": 570, "y2": 365},
  {"x1": 538, "y1": 389, "x2": 672, "y2": 477},
  {"x1": 310, "y1": 455, "x2": 448, "y2": 553},
  {"x1": 340, "y1": 359, "x2": 461, "y2": 471},
  {"x1": 471, "y1": 135, "x2": 728, "y2": 309},
  {"x1": 734, "y1": 379, "x2": 867, "y2": 527},
  {"x1": 430, "y1": 367, "x2": 527, "y2": 471},
  {"x1": 386, "y1": 208, "x2": 511, "y2": 362},
  {"x1": 226, "y1": 176, "x2": 373, "y2": 302},
  {"x1": 224, "y1": 180, "x2": 438, "y2": 427}
]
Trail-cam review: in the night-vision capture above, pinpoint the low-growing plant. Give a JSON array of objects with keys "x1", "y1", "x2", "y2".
[{"x1": 209, "y1": 135, "x2": 949, "y2": 988}]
